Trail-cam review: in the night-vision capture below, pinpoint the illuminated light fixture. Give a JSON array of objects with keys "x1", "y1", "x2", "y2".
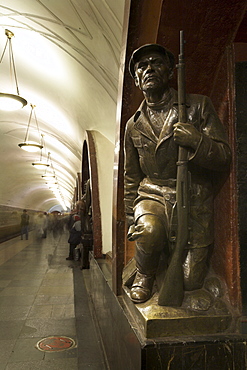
[
  {"x1": 47, "y1": 182, "x2": 58, "y2": 186},
  {"x1": 41, "y1": 152, "x2": 57, "y2": 182},
  {"x1": 18, "y1": 104, "x2": 43, "y2": 152},
  {"x1": 42, "y1": 175, "x2": 56, "y2": 182},
  {"x1": 32, "y1": 163, "x2": 49, "y2": 170},
  {"x1": 0, "y1": 29, "x2": 27, "y2": 111},
  {"x1": 32, "y1": 138, "x2": 50, "y2": 170},
  {"x1": 48, "y1": 184, "x2": 59, "y2": 190},
  {"x1": 32, "y1": 162, "x2": 49, "y2": 170},
  {"x1": 53, "y1": 190, "x2": 61, "y2": 197}
]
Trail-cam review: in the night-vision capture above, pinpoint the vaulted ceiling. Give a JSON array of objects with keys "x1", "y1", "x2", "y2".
[{"x1": 0, "y1": 0, "x2": 124, "y2": 212}]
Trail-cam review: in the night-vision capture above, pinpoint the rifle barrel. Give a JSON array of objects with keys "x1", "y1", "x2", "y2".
[{"x1": 158, "y1": 30, "x2": 189, "y2": 307}]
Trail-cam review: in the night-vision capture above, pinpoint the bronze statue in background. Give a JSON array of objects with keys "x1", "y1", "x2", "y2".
[{"x1": 124, "y1": 42, "x2": 231, "y2": 306}]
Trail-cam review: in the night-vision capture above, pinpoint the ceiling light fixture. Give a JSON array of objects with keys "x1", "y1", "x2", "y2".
[
  {"x1": 41, "y1": 152, "x2": 57, "y2": 182},
  {"x1": 41, "y1": 153, "x2": 70, "y2": 211},
  {"x1": 0, "y1": 29, "x2": 27, "y2": 111},
  {"x1": 42, "y1": 175, "x2": 56, "y2": 182},
  {"x1": 32, "y1": 136, "x2": 50, "y2": 170},
  {"x1": 18, "y1": 104, "x2": 43, "y2": 152},
  {"x1": 48, "y1": 184, "x2": 59, "y2": 189}
]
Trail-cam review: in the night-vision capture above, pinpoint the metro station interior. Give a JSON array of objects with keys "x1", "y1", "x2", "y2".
[{"x1": 1, "y1": 1, "x2": 247, "y2": 369}]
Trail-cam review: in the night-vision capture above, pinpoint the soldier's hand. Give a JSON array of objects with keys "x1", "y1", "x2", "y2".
[
  {"x1": 173, "y1": 122, "x2": 201, "y2": 150},
  {"x1": 127, "y1": 223, "x2": 145, "y2": 241},
  {"x1": 127, "y1": 224, "x2": 136, "y2": 241}
]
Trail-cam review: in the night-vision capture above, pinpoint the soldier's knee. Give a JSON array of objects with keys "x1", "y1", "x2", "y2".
[{"x1": 136, "y1": 214, "x2": 166, "y2": 252}]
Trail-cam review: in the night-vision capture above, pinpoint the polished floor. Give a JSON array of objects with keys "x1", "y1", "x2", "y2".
[{"x1": 0, "y1": 230, "x2": 107, "y2": 370}]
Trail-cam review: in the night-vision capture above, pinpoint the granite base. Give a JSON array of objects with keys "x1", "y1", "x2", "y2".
[{"x1": 89, "y1": 256, "x2": 247, "y2": 369}]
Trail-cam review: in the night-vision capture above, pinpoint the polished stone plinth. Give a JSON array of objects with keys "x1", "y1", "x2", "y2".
[
  {"x1": 122, "y1": 257, "x2": 239, "y2": 338},
  {"x1": 89, "y1": 256, "x2": 247, "y2": 369},
  {"x1": 122, "y1": 288, "x2": 234, "y2": 338}
]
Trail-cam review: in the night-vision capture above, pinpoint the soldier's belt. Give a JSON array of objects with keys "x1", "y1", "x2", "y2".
[{"x1": 147, "y1": 177, "x2": 176, "y2": 188}]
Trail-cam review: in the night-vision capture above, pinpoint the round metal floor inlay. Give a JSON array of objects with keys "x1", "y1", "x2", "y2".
[{"x1": 36, "y1": 336, "x2": 76, "y2": 352}]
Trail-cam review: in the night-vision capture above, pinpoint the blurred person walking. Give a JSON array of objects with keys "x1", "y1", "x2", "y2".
[
  {"x1": 42, "y1": 212, "x2": 48, "y2": 238},
  {"x1": 20, "y1": 209, "x2": 29, "y2": 240},
  {"x1": 66, "y1": 214, "x2": 81, "y2": 260}
]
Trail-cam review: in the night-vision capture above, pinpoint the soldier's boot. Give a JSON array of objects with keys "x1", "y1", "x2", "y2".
[
  {"x1": 129, "y1": 213, "x2": 167, "y2": 303},
  {"x1": 130, "y1": 247, "x2": 161, "y2": 304}
]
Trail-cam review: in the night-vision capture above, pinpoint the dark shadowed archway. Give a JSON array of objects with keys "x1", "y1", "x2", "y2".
[{"x1": 82, "y1": 133, "x2": 102, "y2": 258}]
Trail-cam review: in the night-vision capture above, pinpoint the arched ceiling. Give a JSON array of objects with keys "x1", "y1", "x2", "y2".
[{"x1": 0, "y1": 0, "x2": 125, "y2": 211}]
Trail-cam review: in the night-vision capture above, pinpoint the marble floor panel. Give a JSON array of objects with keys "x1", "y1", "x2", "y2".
[{"x1": 0, "y1": 231, "x2": 107, "y2": 370}]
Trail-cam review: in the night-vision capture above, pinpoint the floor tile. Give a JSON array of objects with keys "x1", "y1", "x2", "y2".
[
  {"x1": 8, "y1": 279, "x2": 43, "y2": 287},
  {"x1": 8, "y1": 337, "x2": 45, "y2": 362},
  {"x1": 12, "y1": 273, "x2": 46, "y2": 281},
  {"x1": 0, "y1": 305, "x2": 31, "y2": 321},
  {"x1": 78, "y1": 362, "x2": 107, "y2": 370},
  {"x1": 0, "y1": 339, "x2": 16, "y2": 367},
  {"x1": 5, "y1": 358, "x2": 78, "y2": 370},
  {"x1": 41, "y1": 278, "x2": 73, "y2": 286},
  {"x1": 50, "y1": 304, "x2": 75, "y2": 318},
  {"x1": 0, "y1": 272, "x2": 20, "y2": 280},
  {"x1": 0, "y1": 320, "x2": 25, "y2": 340},
  {"x1": 0, "y1": 232, "x2": 107, "y2": 369},
  {"x1": 0, "y1": 279, "x2": 11, "y2": 287},
  {"x1": 27, "y1": 305, "x2": 53, "y2": 319},
  {"x1": 45, "y1": 272, "x2": 73, "y2": 280},
  {"x1": 33, "y1": 294, "x2": 74, "y2": 305},
  {"x1": 43, "y1": 347, "x2": 77, "y2": 360},
  {"x1": 19, "y1": 318, "x2": 76, "y2": 338},
  {"x1": 0, "y1": 295, "x2": 36, "y2": 306},
  {"x1": 0, "y1": 286, "x2": 40, "y2": 296},
  {"x1": 37, "y1": 286, "x2": 72, "y2": 296}
]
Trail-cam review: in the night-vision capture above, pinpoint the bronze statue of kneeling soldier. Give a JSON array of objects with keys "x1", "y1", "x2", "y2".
[{"x1": 124, "y1": 37, "x2": 231, "y2": 306}]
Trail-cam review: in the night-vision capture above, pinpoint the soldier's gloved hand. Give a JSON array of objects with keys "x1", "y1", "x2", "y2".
[
  {"x1": 127, "y1": 224, "x2": 137, "y2": 241},
  {"x1": 173, "y1": 122, "x2": 202, "y2": 150},
  {"x1": 127, "y1": 223, "x2": 146, "y2": 241}
]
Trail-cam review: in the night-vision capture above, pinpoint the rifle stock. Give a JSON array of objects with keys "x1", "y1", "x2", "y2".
[{"x1": 158, "y1": 31, "x2": 189, "y2": 306}]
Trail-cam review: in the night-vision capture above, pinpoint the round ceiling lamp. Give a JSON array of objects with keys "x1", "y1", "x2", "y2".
[
  {"x1": 42, "y1": 175, "x2": 57, "y2": 185},
  {"x1": 19, "y1": 142, "x2": 43, "y2": 152},
  {"x1": 18, "y1": 104, "x2": 43, "y2": 152},
  {"x1": 0, "y1": 29, "x2": 27, "y2": 111},
  {"x1": 0, "y1": 93, "x2": 27, "y2": 111},
  {"x1": 32, "y1": 136, "x2": 50, "y2": 169},
  {"x1": 32, "y1": 162, "x2": 50, "y2": 170}
]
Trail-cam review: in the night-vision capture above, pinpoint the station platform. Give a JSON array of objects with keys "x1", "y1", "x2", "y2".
[{"x1": 0, "y1": 230, "x2": 107, "y2": 370}]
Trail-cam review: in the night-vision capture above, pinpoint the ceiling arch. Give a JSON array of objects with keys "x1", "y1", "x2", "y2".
[{"x1": 0, "y1": 0, "x2": 125, "y2": 211}]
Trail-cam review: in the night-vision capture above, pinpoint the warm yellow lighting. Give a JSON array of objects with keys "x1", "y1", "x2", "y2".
[
  {"x1": 18, "y1": 104, "x2": 43, "y2": 151},
  {"x1": 32, "y1": 162, "x2": 50, "y2": 170},
  {"x1": 0, "y1": 30, "x2": 27, "y2": 110},
  {"x1": 52, "y1": 192, "x2": 60, "y2": 196},
  {"x1": 52, "y1": 189, "x2": 60, "y2": 193},
  {"x1": 0, "y1": 93, "x2": 27, "y2": 111},
  {"x1": 32, "y1": 143, "x2": 49, "y2": 169},
  {"x1": 48, "y1": 184, "x2": 58, "y2": 189},
  {"x1": 42, "y1": 176, "x2": 56, "y2": 184},
  {"x1": 18, "y1": 142, "x2": 43, "y2": 152}
]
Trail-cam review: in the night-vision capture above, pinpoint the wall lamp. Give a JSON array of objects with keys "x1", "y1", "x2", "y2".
[
  {"x1": 0, "y1": 29, "x2": 27, "y2": 111},
  {"x1": 18, "y1": 104, "x2": 43, "y2": 152}
]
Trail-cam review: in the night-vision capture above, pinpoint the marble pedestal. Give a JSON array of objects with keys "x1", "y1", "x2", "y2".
[
  {"x1": 122, "y1": 281, "x2": 236, "y2": 338},
  {"x1": 89, "y1": 256, "x2": 247, "y2": 369}
]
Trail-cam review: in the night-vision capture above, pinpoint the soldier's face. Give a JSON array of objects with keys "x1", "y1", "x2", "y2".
[{"x1": 134, "y1": 53, "x2": 171, "y2": 92}]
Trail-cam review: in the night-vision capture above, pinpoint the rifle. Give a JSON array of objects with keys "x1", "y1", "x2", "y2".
[{"x1": 158, "y1": 30, "x2": 189, "y2": 306}]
